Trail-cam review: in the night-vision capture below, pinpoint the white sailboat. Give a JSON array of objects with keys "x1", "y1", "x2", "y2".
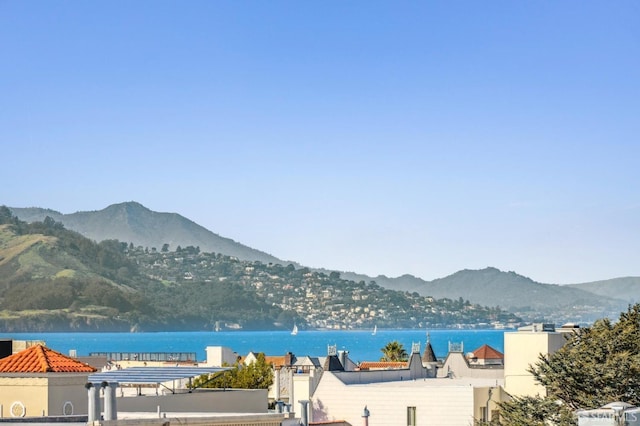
[
  {"x1": 291, "y1": 323, "x2": 298, "y2": 335},
  {"x1": 372, "y1": 325, "x2": 377, "y2": 336}
]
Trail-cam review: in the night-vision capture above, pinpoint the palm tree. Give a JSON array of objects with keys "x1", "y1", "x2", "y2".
[{"x1": 380, "y1": 340, "x2": 408, "y2": 362}]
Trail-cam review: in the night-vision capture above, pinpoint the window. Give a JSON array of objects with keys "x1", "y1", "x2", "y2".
[
  {"x1": 480, "y1": 407, "x2": 488, "y2": 422},
  {"x1": 407, "y1": 406, "x2": 417, "y2": 426}
]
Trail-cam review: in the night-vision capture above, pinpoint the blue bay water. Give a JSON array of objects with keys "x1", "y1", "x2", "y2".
[{"x1": 4, "y1": 329, "x2": 506, "y2": 363}]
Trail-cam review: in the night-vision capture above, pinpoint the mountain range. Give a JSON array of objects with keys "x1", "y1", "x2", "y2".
[
  {"x1": 0, "y1": 208, "x2": 519, "y2": 332},
  {"x1": 9, "y1": 202, "x2": 638, "y2": 323}
]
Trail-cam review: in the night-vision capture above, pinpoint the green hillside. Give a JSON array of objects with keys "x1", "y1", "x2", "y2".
[{"x1": 0, "y1": 206, "x2": 521, "y2": 331}]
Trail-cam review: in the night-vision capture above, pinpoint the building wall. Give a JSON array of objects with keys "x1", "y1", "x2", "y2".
[
  {"x1": 47, "y1": 374, "x2": 91, "y2": 416},
  {"x1": 293, "y1": 374, "x2": 311, "y2": 403},
  {"x1": 503, "y1": 331, "x2": 566, "y2": 397},
  {"x1": 205, "y1": 346, "x2": 238, "y2": 367},
  {"x1": 311, "y1": 373, "x2": 480, "y2": 426},
  {"x1": 0, "y1": 376, "x2": 48, "y2": 418},
  {"x1": 473, "y1": 385, "x2": 506, "y2": 423},
  {"x1": 115, "y1": 389, "x2": 268, "y2": 414}
]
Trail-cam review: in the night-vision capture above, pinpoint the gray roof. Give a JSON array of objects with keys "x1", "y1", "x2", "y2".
[
  {"x1": 88, "y1": 366, "x2": 229, "y2": 385},
  {"x1": 422, "y1": 342, "x2": 438, "y2": 363}
]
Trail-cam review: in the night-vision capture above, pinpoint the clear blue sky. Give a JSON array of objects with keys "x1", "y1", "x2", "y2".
[{"x1": 2, "y1": 1, "x2": 638, "y2": 284}]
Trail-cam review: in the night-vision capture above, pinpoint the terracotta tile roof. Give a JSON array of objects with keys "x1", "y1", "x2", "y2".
[
  {"x1": 0, "y1": 344, "x2": 97, "y2": 373},
  {"x1": 264, "y1": 356, "x2": 287, "y2": 367},
  {"x1": 357, "y1": 361, "x2": 408, "y2": 370},
  {"x1": 470, "y1": 344, "x2": 504, "y2": 360}
]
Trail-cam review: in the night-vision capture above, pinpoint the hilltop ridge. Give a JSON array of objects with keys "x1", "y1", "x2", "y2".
[{"x1": 10, "y1": 202, "x2": 281, "y2": 265}]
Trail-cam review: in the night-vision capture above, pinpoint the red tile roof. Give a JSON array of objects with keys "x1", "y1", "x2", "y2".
[
  {"x1": 471, "y1": 344, "x2": 504, "y2": 360},
  {"x1": 0, "y1": 344, "x2": 97, "y2": 373}
]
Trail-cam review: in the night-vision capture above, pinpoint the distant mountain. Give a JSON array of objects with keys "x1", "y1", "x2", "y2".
[
  {"x1": 10, "y1": 202, "x2": 281, "y2": 265},
  {"x1": 335, "y1": 267, "x2": 626, "y2": 323},
  {"x1": 567, "y1": 277, "x2": 640, "y2": 304}
]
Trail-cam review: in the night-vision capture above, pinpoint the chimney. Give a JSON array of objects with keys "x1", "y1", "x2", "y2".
[
  {"x1": 284, "y1": 352, "x2": 294, "y2": 367},
  {"x1": 299, "y1": 400, "x2": 309, "y2": 426},
  {"x1": 338, "y1": 350, "x2": 348, "y2": 368}
]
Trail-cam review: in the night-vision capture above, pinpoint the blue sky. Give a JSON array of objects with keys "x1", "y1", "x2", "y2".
[{"x1": 1, "y1": 1, "x2": 638, "y2": 284}]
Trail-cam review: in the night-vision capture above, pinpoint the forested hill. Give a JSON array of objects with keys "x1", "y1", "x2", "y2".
[
  {"x1": 0, "y1": 206, "x2": 520, "y2": 332},
  {"x1": 9, "y1": 202, "x2": 281, "y2": 265}
]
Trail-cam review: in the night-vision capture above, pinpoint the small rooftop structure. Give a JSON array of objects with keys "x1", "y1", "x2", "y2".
[
  {"x1": 467, "y1": 344, "x2": 504, "y2": 366},
  {"x1": 518, "y1": 323, "x2": 556, "y2": 332}
]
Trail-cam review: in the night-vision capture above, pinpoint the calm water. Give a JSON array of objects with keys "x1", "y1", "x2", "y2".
[{"x1": 3, "y1": 329, "x2": 506, "y2": 363}]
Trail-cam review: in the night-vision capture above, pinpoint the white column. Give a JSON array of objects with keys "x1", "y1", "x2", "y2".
[
  {"x1": 86, "y1": 382, "x2": 101, "y2": 423},
  {"x1": 102, "y1": 382, "x2": 118, "y2": 421}
]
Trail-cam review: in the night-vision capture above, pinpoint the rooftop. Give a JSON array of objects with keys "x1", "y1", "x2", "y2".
[
  {"x1": 0, "y1": 344, "x2": 97, "y2": 373},
  {"x1": 470, "y1": 344, "x2": 504, "y2": 360}
]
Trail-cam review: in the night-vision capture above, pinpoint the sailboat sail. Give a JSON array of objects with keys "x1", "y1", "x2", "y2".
[
  {"x1": 372, "y1": 325, "x2": 377, "y2": 335},
  {"x1": 291, "y1": 324, "x2": 298, "y2": 335}
]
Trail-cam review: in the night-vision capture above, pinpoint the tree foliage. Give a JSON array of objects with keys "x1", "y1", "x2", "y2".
[
  {"x1": 193, "y1": 352, "x2": 274, "y2": 390},
  {"x1": 380, "y1": 340, "x2": 408, "y2": 362},
  {"x1": 496, "y1": 304, "x2": 640, "y2": 425},
  {"x1": 485, "y1": 395, "x2": 575, "y2": 426}
]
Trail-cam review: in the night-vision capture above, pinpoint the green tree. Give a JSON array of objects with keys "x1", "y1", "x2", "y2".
[
  {"x1": 193, "y1": 353, "x2": 273, "y2": 390},
  {"x1": 380, "y1": 340, "x2": 408, "y2": 362},
  {"x1": 496, "y1": 304, "x2": 640, "y2": 425},
  {"x1": 0, "y1": 206, "x2": 14, "y2": 224},
  {"x1": 484, "y1": 395, "x2": 575, "y2": 426}
]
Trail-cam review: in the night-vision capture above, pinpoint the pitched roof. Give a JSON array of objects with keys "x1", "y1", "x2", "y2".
[
  {"x1": 422, "y1": 341, "x2": 438, "y2": 363},
  {"x1": 323, "y1": 355, "x2": 345, "y2": 372},
  {"x1": 0, "y1": 344, "x2": 97, "y2": 373},
  {"x1": 470, "y1": 344, "x2": 504, "y2": 360},
  {"x1": 264, "y1": 356, "x2": 287, "y2": 367}
]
